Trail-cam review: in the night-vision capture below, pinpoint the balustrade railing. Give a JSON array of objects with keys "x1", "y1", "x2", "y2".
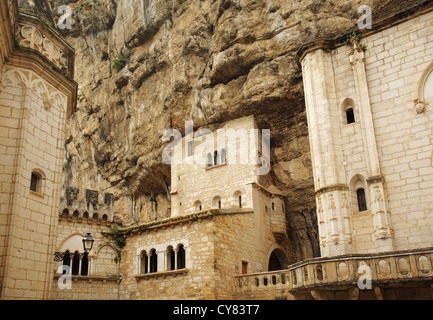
[{"x1": 236, "y1": 248, "x2": 433, "y2": 295}]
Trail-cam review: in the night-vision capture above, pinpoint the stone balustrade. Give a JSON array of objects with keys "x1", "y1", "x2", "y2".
[{"x1": 236, "y1": 248, "x2": 433, "y2": 299}]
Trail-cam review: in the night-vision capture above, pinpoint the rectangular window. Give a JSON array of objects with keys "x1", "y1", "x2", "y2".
[
  {"x1": 242, "y1": 261, "x2": 248, "y2": 275},
  {"x1": 357, "y1": 189, "x2": 368, "y2": 212},
  {"x1": 30, "y1": 173, "x2": 38, "y2": 192}
]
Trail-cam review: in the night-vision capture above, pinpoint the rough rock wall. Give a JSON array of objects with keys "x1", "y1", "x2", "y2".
[{"x1": 18, "y1": 0, "x2": 422, "y2": 261}]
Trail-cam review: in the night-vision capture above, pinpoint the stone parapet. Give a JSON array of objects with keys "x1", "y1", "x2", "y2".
[{"x1": 59, "y1": 188, "x2": 115, "y2": 226}]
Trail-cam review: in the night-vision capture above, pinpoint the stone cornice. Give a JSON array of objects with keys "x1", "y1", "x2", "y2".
[
  {"x1": 315, "y1": 184, "x2": 349, "y2": 196},
  {"x1": 110, "y1": 208, "x2": 254, "y2": 235}
]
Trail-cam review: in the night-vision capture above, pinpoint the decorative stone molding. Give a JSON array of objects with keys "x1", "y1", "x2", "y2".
[
  {"x1": 349, "y1": 37, "x2": 366, "y2": 66},
  {"x1": 0, "y1": 66, "x2": 67, "y2": 112},
  {"x1": 315, "y1": 184, "x2": 349, "y2": 196},
  {"x1": 414, "y1": 99, "x2": 426, "y2": 114},
  {"x1": 414, "y1": 60, "x2": 433, "y2": 115},
  {"x1": 15, "y1": 23, "x2": 69, "y2": 72}
]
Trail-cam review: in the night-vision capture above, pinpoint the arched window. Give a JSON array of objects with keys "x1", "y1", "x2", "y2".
[
  {"x1": 350, "y1": 174, "x2": 368, "y2": 213},
  {"x1": 72, "y1": 251, "x2": 80, "y2": 275},
  {"x1": 193, "y1": 200, "x2": 202, "y2": 212},
  {"x1": 207, "y1": 153, "x2": 213, "y2": 167},
  {"x1": 220, "y1": 148, "x2": 226, "y2": 164},
  {"x1": 81, "y1": 253, "x2": 89, "y2": 276},
  {"x1": 82, "y1": 212, "x2": 89, "y2": 221},
  {"x1": 212, "y1": 196, "x2": 222, "y2": 209},
  {"x1": 140, "y1": 251, "x2": 148, "y2": 274},
  {"x1": 233, "y1": 191, "x2": 243, "y2": 208},
  {"x1": 417, "y1": 60, "x2": 433, "y2": 109},
  {"x1": 177, "y1": 244, "x2": 186, "y2": 270},
  {"x1": 342, "y1": 98, "x2": 356, "y2": 125},
  {"x1": 62, "y1": 250, "x2": 71, "y2": 274},
  {"x1": 72, "y1": 210, "x2": 79, "y2": 221},
  {"x1": 30, "y1": 171, "x2": 43, "y2": 193},
  {"x1": 167, "y1": 246, "x2": 175, "y2": 271},
  {"x1": 357, "y1": 188, "x2": 367, "y2": 212},
  {"x1": 214, "y1": 151, "x2": 219, "y2": 166},
  {"x1": 102, "y1": 214, "x2": 108, "y2": 224},
  {"x1": 61, "y1": 209, "x2": 69, "y2": 220},
  {"x1": 149, "y1": 249, "x2": 158, "y2": 273}
]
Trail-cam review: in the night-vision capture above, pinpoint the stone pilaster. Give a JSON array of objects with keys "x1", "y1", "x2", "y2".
[{"x1": 350, "y1": 38, "x2": 394, "y2": 252}]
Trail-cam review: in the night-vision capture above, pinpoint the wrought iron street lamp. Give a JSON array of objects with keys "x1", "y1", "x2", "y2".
[
  {"x1": 54, "y1": 233, "x2": 95, "y2": 262},
  {"x1": 82, "y1": 233, "x2": 94, "y2": 253}
]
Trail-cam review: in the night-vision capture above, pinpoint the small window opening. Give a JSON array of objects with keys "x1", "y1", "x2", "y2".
[
  {"x1": 188, "y1": 141, "x2": 193, "y2": 157},
  {"x1": 140, "y1": 251, "x2": 148, "y2": 274},
  {"x1": 214, "y1": 151, "x2": 219, "y2": 166},
  {"x1": 346, "y1": 108, "x2": 355, "y2": 124},
  {"x1": 167, "y1": 247, "x2": 175, "y2": 271},
  {"x1": 177, "y1": 244, "x2": 186, "y2": 269},
  {"x1": 149, "y1": 249, "x2": 158, "y2": 273},
  {"x1": 81, "y1": 253, "x2": 89, "y2": 276},
  {"x1": 72, "y1": 251, "x2": 80, "y2": 276},
  {"x1": 357, "y1": 188, "x2": 367, "y2": 212},
  {"x1": 30, "y1": 172, "x2": 40, "y2": 192}
]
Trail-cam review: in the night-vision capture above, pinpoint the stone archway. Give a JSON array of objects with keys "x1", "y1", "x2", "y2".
[{"x1": 268, "y1": 249, "x2": 289, "y2": 271}]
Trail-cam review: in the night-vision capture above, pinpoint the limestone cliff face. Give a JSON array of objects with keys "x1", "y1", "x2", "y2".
[{"x1": 18, "y1": 0, "x2": 419, "y2": 260}]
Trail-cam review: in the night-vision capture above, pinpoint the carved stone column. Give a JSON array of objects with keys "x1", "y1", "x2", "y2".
[
  {"x1": 368, "y1": 176, "x2": 393, "y2": 251},
  {"x1": 301, "y1": 49, "x2": 353, "y2": 257}
]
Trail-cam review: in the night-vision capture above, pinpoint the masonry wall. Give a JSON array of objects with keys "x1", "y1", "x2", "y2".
[
  {"x1": 0, "y1": 66, "x2": 67, "y2": 299},
  {"x1": 171, "y1": 116, "x2": 260, "y2": 216},
  {"x1": 212, "y1": 210, "x2": 292, "y2": 299},
  {"x1": 118, "y1": 216, "x2": 218, "y2": 300},
  {"x1": 329, "y1": 10, "x2": 433, "y2": 252}
]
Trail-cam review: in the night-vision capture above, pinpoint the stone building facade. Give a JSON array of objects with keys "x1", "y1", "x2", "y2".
[
  {"x1": 0, "y1": 0, "x2": 77, "y2": 299},
  {"x1": 1, "y1": 1, "x2": 433, "y2": 300},
  {"x1": 299, "y1": 4, "x2": 433, "y2": 258}
]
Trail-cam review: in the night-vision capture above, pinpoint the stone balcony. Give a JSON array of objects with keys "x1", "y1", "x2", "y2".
[{"x1": 236, "y1": 247, "x2": 433, "y2": 300}]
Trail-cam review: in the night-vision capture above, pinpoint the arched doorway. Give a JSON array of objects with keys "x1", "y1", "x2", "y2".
[{"x1": 268, "y1": 249, "x2": 289, "y2": 271}]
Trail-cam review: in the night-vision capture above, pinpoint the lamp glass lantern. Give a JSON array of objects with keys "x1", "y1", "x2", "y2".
[{"x1": 82, "y1": 233, "x2": 94, "y2": 253}]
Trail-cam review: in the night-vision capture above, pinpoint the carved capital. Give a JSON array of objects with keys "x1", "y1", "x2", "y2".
[{"x1": 349, "y1": 37, "x2": 366, "y2": 66}]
